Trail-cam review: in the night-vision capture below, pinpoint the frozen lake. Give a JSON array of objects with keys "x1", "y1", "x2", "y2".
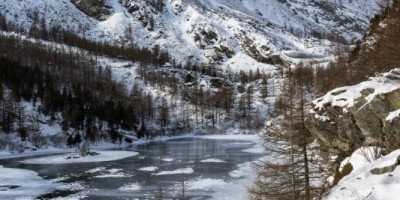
[{"x1": 1, "y1": 137, "x2": 264, "y2": 199}]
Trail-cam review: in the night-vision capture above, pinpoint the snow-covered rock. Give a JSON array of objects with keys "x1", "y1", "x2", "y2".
[
  {"x1": 306, "y1": 69, "x2": 400, "y2": 166},
  {"x1": 325, "y1": 148, "x2": 400, "y2": 200}
]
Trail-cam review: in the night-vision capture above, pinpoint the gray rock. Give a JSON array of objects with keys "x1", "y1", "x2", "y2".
[
  {"x1": 71, "y1": 0, "x2": 113, "y2": 21},
  {"x1": 306, "y1": 70, "x2": 400, "y2": 168},
  {"x1": 370, "y1": 156, "x2": 400, "y2": 175}
]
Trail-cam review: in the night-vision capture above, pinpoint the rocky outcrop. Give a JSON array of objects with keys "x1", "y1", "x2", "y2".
[
  {"x1": 236, "y1": 31, "x2": 283, "y2": 65},
  {"x1": 305, "y1": 69, "x2": 400, "y2": 166},
  {"x1": 71, "y1": 0, "x2": 113, "y2": 21},
  {"x1": 370, "y1": 155, "x2": 400, "y2": 175}
]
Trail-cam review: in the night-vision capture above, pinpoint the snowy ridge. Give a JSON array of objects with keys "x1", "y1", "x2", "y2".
[{"x1": 0, "y1": 0, "x2": 385, "y2": 69}]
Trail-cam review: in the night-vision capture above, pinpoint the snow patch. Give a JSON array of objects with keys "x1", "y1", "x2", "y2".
[
  {"x1": 95, "y1": 173, "x2": 130, "y2": 178},
  {"x1": 138, "y1": 166, "x2": 158, "y2": 172},
  {"x1": 155, "y1": 168, "x2": 194, "y2": 175},
  {"x1": 86, "y1": 167, "x2": 106, "y2": 173},
  {"x1": 200, "y1": 158, "x2": 226, "y2": 163},
  {"x1": 161, "y1": 157, "x2": 175, "y2": 162},
  {"x1": 386, "y1": 109, "x2": 400, "y2": 122},
  {"x1": 313, "y1": 71, "x2": 400, "y2": 112}
]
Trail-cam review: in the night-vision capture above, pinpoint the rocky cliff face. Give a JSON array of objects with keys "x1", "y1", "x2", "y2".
[
  {"x1": 71, "y1": 0, "x2": 113, "y2": 21},
  {"x1": 306, "y1": 69, "x2": 400, "y2": 166}
]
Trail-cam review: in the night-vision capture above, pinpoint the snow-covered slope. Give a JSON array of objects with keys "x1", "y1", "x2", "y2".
[
  {"x1": 325, "y1": 148, "x2": 400, "y2": 200},
  {"x1": 0, "y1": 0, "x2": 387, "y2": 70}
]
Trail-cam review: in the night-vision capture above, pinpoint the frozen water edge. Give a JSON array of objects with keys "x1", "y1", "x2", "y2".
[
  {"x1": 20, "y1": 151, "x2": 138, "y2": 164},
  {"x1": 0, "y1": 167, "x2": 56, "y2": 200},
  {"x1": 1, "y1": 134, "x2": 264, "y2": 199},
  {"x1": 0, "y1": 134, "x2": 261, "y2": 160}
]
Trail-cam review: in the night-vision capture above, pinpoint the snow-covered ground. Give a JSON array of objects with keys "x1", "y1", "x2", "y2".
[
  {"x1": 325, "y1": 148, "x2": 400, "y2": 200},
  {"x1": 20, "y1": 151, "x2": 138, "y2": 164},
  {"x1": 0, "y1": 166, "x2": 55, "y2": 200}
]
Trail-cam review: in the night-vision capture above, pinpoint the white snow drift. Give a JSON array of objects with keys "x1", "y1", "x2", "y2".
[{"x1": 325, "y1": 148, "x2": 400, "y2": 200}]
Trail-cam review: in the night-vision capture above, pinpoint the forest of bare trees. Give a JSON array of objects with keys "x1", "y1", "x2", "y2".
[
  {"x1": 0, "y1": 9, "x2": 280, "y2": 152},
  {"x1": 0, "y1": 16, "x2": 173, "y2": 150}
]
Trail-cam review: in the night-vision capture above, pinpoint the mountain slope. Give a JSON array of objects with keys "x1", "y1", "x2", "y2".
[{"x1": 0, "y1": 0, "x2": 387, "y2": 71}]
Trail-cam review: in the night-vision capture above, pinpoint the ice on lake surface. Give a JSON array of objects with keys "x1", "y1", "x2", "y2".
[
  {"x1": 21, "y1": 151, "x2": 138, "y2": 164},
  {"x1": 0, "y1": 137, "x2": 264, "y2": 200}
]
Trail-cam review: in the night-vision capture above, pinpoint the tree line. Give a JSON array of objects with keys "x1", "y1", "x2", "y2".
[
  {"x1": 0, "y1": 56, "x2": 141, "y2": 148},
  {"x1": 0, "y1": 10, "x2": 170, "y2": 67},
  {"x1": 0, "y1": 28, "x2": 172, "y2": 151}
]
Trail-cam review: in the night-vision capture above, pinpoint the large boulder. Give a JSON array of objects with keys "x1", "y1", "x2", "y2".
[{"x1": 306, "y1": 69, "x2": 400, "y2": 166}]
